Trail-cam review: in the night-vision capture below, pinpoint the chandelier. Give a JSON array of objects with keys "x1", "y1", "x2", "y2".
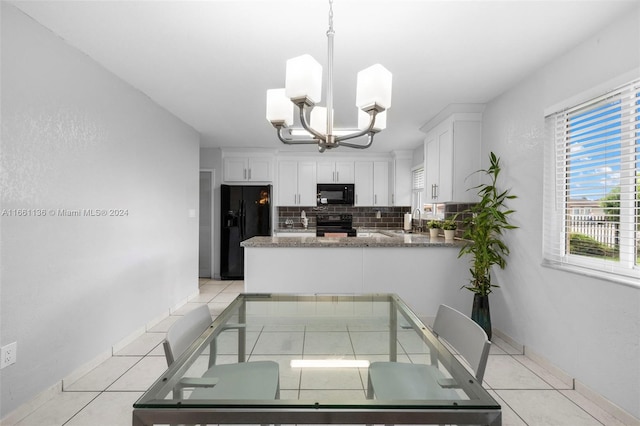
[{"x1": 265, "y1": 0, "x2": 392, "y2": 152}]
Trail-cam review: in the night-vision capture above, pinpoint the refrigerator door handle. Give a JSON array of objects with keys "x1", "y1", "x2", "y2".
[{"x1": 241, "y1": 200, "x2": 246, "y2": 238}]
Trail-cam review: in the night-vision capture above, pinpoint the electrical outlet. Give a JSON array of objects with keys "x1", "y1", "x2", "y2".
[{"x1": 1, "y1": 342, "x2": 17, "y2": 369}]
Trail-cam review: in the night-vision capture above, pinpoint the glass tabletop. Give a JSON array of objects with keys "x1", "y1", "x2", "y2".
[{"x1": 133, "y1": 293, "x2": 501, "y2": 425}]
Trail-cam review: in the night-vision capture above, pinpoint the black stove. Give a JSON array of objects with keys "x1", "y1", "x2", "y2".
[{"x1": 315, "y1": 214, "x2": 357, "y2": 237}]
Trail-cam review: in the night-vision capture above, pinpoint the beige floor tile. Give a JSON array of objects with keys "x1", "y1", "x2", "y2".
[
  {"x1": 487, "y1": 389, "x2": 527, "y2": 426},
  {"x1": 65, "y1": 356, "x2": 141, "y2": 391},
  {"x1": 496, "y1": 389, "x2": 602, "y2": 425},
  {"x1": 492, "y1": 335, "x2": 523, "y2": 355},
  {"x1": 65, "y1": 391, "x2": 143, "y2": 426},
  {"x1": 147, "y1": 315, "x2": 178, "y2": 333},
  {"x1": 483, "y1": 354, "x2": 552, "y2": 390},
  {"x1": 107, "y1": 356, "x2": 168, "y2": 391},
  {"x1": 300, "y1": 368, "x2": 364, "y2": 390},
  {"x1": 560, "y1": 389, "x2": 629, "y2": 426},
  {"x1": 14, "y1": 392, "x2": 99, "y2": 426},
  {"x1": 515, "y1": 354, "x2": 573, "y2": 390},
  {"x1": 189, "y1": 292, "x2": 218, "y2": 303},
  {"x1": 211, "y1": 291, "x2": 240, "y2": 303},
  {"x1": 114, "y1": 332, "x2": 165, "y2": 356},
  {"x1": 171, "y1": 302, "x2": 207, "y2": 316}
]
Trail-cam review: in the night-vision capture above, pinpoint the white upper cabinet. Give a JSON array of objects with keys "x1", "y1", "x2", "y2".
[
  {"x1": 391, "y1": 151, "x2": 412, "y2": 206},
  {"x1": 354, "y1": 160, "x2": 389, "y2": 206},
  {"x1": 223, "y1": 155, "x2": 273, "y2": 182},
  {"x1": 373, "y1": 161, "x2": 389, "y2": 206},
  {"x1": 277, "y1": 160, "x2": 317, "y2": 206},
  {"x1": 316, "y1": 161, "x2": 354, "y2": 183},
  {"x1": 423, "y1": 110, "x2": 482, "y2": 203}
]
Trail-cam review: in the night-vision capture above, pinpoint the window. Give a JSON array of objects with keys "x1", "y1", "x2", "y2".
[
  {"x1": 544, "y1": 78, "x2": 639, "y2": 284},
  {"x1": 412, "y1": 167, "x2": 425, "y2": 214}
]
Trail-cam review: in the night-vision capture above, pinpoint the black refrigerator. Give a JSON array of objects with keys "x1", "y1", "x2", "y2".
[{"x1": 220, "y1": 184, "x2": 272, "y2": 280}]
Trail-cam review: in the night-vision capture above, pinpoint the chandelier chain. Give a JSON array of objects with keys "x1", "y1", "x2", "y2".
[{"x1": 328, "y1": 0, "x2": 334, "y2": 34}]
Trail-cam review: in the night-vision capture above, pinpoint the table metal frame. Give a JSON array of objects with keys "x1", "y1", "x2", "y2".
[{"x1": 132, "y1": 293, "x2": 501, "y2": 425}]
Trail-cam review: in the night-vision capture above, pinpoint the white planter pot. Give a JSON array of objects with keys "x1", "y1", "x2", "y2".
[
  {"x1": 444, "y1": 229, "x2": 455, "y2": 240},
  {"x1": 429, "y1": 228, "x2": 439, "y2": 239}
]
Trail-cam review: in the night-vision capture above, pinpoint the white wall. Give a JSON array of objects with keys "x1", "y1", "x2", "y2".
[
  {"x1": 0, "y1": 4, "x2": 200, "y2": 417},
  {"x1": 482, "y1": 6, "x2": 640, "y2": 418},
  {"x1": 200, "y1": 147, "x2": 223, "y2": 279}
]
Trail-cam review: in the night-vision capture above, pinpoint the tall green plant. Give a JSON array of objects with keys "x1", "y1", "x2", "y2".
[{"x1": 458, "y1": 152, "x2": 518, "y2": 296}]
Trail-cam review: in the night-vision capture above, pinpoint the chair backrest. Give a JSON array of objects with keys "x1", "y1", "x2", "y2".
[
  {"x1": 432, "y1": 304, "x2": 491, "y2": 384},
  {"x1": 163, "y1": 305, "x2": 212, "y2": 366}
]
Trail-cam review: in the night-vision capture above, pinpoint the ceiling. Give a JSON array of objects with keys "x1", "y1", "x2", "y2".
[{"x1": 9, "y1": 0, "x2": 639, "y2": 153}]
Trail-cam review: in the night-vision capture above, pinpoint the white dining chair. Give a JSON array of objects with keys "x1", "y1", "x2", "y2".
[
  {"x1": 163, "y1": 304, "x2": 280, "y2": 400},
  {"x1": 367, "y1": 304, "x2": 490, "y2": 401}
]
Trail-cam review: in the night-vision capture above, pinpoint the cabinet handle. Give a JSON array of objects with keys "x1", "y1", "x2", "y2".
[
  {"x1": 392, "y1": 194, "x2": 394, "y2": 205},
  {"x1": 244, "y1": 169, "x2": 247, "y2": 180},
  {"x1": 336, "y1": 171, "x2": 339, "y2": 182},
  {"x1": 333, "y1": 171, "x2": 336, "y2": 182},
  {"x1": 248, "y1": 168, "x2": 252, "y2": 180},
  {"x1": 374, "y1": 194, "x2": 377, "y2": 205}
]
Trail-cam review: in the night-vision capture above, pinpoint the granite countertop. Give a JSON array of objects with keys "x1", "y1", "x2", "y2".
[{"x1": 242, "y1": 229, "x2": 466, "y2": 248}]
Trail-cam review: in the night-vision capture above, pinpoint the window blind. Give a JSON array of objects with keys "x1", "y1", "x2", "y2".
[
  {"x1": 544, "y1": 78, "x2": 639, "y2": 282},
  {"x1": 412, "y1": 167, "x2": 425, "y2": 190}
]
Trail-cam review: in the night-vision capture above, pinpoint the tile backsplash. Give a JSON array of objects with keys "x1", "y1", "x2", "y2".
[
  {"x1": 276, "y1": 206, "x2": 412, "y2": 230},
  {"x1": 276, "y1": 203, "x2": 477, "y2": 234}
]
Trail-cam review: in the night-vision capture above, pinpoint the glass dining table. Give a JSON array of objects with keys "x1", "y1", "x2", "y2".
[{"x1": 132, "y1": 293, "x2": 501, "y2": 425}]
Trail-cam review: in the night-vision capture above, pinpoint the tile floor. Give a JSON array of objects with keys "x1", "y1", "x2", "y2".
[{"x1": 5, "y1": 279, "x2": 633, "y2": 426}]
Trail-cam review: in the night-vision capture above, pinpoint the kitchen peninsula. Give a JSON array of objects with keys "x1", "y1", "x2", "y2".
[{"x1": 241, "y1": 231, "x2": 472, "y2": 316}]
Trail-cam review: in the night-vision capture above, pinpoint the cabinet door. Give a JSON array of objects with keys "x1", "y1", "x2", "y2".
[
  {"x1": 224, "y1": 158, "x2": 249, "y2": 182},
  {"x1": 373, "y1": 161, "x2": 389, "y2": 206},
  {"x1": 248, "y1": 158, "x2": 272, "y2": 181},
  {"x1": 278, "y1": 161, "x2": 299, "y2": 206},
  {"x1": 354, "y1": 161, "x2": 374, "y2": 206},
  {"x1": 392, "y1": 157, "x2": 412, "y2": 206},
  {"x1": 425, "y1": 137, "x2": 439, "y2": 202},
  {"x1": 297, "y1": 161, "x2": 317, "y2": 206},
  {"x1": 436, "y1": 126, "x2": 453, "y2": 202},
  {"x1": 335, "y1": 161, "x2": 354, "y2": 183},
  {"x1": 316, "y1": 162, "x2": 335, "y2": 183}
]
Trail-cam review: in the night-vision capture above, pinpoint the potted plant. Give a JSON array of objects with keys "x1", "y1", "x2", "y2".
[
  {"x1": 441, "y1": 218, "x2": 457, "y2": 240},
  {"x1": 458, "y1": 152, "x2": 517, "y2": 340},
  {"x1": 426, "y1": 220, "x2": 441, "y2": 238}
]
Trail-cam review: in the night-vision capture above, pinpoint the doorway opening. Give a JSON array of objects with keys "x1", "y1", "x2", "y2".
[{"x1": 199, "y1": 170, "x2": 215, "y2": 278}]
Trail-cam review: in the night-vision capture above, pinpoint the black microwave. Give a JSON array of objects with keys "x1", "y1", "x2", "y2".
[{"x1": 317, "y1": 183, "x2": 355, "y2": 205}]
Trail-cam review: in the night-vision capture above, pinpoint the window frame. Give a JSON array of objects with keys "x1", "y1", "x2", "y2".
[{"x1": 543, "y1": 76, "x2": 639, "y2": 287}]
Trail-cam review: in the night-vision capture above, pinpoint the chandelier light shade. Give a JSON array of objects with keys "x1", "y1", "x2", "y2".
[
  {"x1": 265, "y1": 89, "x2": 293, "y2": 127},
  {"x1": 266, "y1": 0, "x2": 392, "y2": 152},
  {"x1": 310, "y1": 107, "x2": 333, "y2": 135},
  {"x1": 285, "y1": 55, "x2": 323, "y2": 105},
  {"x1": 356, "y1": 64, "x2": 393, "y2": 111}
]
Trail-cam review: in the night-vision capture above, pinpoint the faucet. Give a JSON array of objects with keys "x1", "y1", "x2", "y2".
[{"x1": 413, "y1": 208, "x2": 422, "y2": 232}]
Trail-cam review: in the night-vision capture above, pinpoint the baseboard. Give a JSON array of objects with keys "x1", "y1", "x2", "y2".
[
  {"x1": 62, "y1": 349, "x2": 112, "y2": 390},
  {"x1": 492, "y1": 328, "x2": 524, "y2": 353},
  {"x1": 145, "y1": 308, "x2": 171, "y2": 331},
  {"x1": 494, "y1": 328, "x2": 639, "y2": 425},
  {"x1": 111, "y1": 325, "x2": 146, "y2": 354},
  {"x1": 0, "y1": 382, "x2": 61, "y2": 426},
  {"x1": 575, "y1": 380, "x2": 640, "y2": 426},
  {"x1": 521, "y1": 346, "x2": 574, "y2": 389},
  {"x1": 1, "y1": 298, "x2": 193, "y2": 425}
]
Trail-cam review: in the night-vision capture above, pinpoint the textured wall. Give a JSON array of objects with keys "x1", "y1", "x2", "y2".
[
  {"x1": 0, "y1": 4, "x2": 200, "y2": 417},
  {"x1": 481, "y1": 6, "x2": 640, "y2": 418}
]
